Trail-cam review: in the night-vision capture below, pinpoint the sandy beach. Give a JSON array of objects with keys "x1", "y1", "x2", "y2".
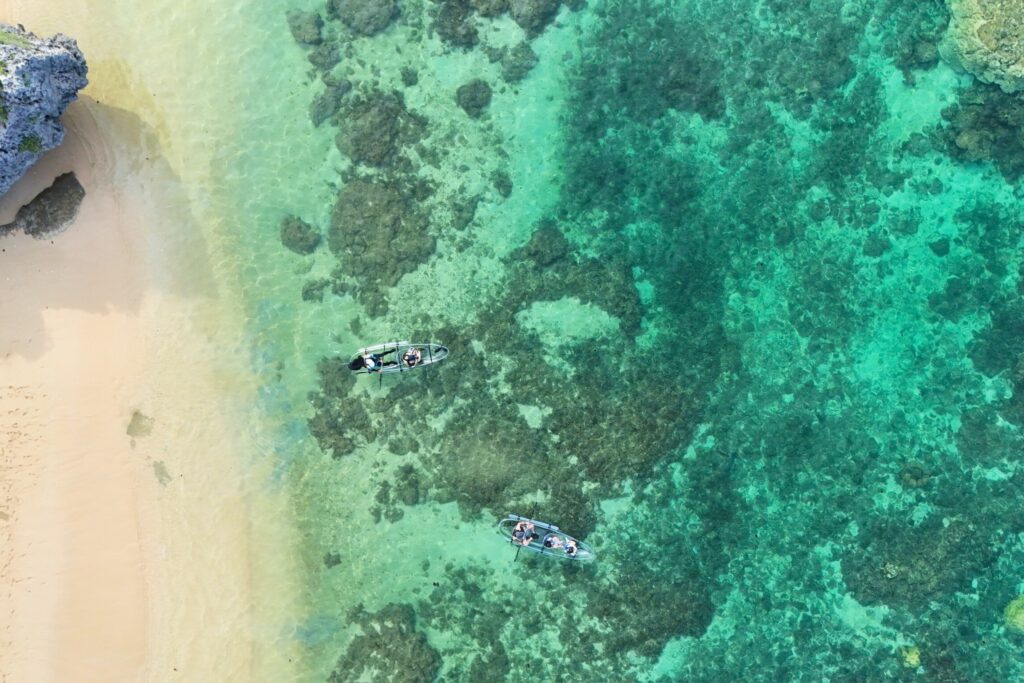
[
  {"x1": 0, "y1": 94, "x2": 153, "y2": 682},
  {"x1": 0, "y1": 93, "x2": 299, "y2": 681}
]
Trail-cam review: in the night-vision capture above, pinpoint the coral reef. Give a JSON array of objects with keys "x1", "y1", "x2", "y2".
[
  {"x1": 0, "y1": 24, "x2": 87, "y2": 198},
  {"x1": 311, "y1": 76, "x2": 352, "y2": 126},
  {"x1": 470, "y1": 0, "x2": 508, "y2": 17},
  {"x1": 301, "y1": 278, "x2": 331, "y2": 302},
  {"x1": 841, "y1": 517, "x2": 996, "y2": 613},
  {"x1": 306, "y1": 356, "x2": 368, "y2": 458},
  {"x1": 286, "y1": 0, "x2": 1024, "y2": 679},
  {"x1": 491, "y1": 169, "x2": 512, "y2": 197}
]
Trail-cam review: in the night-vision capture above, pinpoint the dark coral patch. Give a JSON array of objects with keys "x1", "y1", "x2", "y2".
[
  {"x1": 279, "y1": 215, "x2": 321, "y2": 255},
  {"x1": 841, "y1": 517, "x2": 997, "y2": 613},
  {"x1": 941, "y1": 84, "x2": 1024, "y2": 182},
  {"x1": 328, "y1": 604, "x2": 441, "y2": 683},
  {"x1": 432, "y1": 0, "x2": 479, "y2": 48},
  {"x1": 501, "y1": 41, "x2": 538, "y2": 83},
  {"x1": 336, "y1": 90, "x2": 426, "y2": 168},
  {"x1": 286, "y1": 9, "x2": 323, "y2": 44},
  {"x1": 455, "y1": 78, "x2": 492, "y2": 118},
  {"x1": 470, "y1": 0, "x2": 507, "y2": 17},
  {"x1": 508, "y1": 0, "x2": 560, "y2": 37},
  {"x1": 327, "y1": 177, "x2": 435, "y2": 313},
  {"x1": 330, "y1": 0, "x2": 399, "y2": 36}
]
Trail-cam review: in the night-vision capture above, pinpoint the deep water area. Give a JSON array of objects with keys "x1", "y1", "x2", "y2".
[{"x1": 226, "y1": 0, "x2": 1024, "y2": 679}]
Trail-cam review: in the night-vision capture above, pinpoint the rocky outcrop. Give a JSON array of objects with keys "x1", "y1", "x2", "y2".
[
  {"x1": 0, "y1": 172, "x2": 85, "y2": 238},
  {"x1": 0, "y1": 24, "x2": 88, "y2": 198},
  {"x1": 943, "y1": 0, "x2": 1024, "y2": 92}
]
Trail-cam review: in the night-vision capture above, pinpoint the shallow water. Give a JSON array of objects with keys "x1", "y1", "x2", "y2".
[{"x1": 16, "y1": 0, "x2": 1024, "y2": 679}]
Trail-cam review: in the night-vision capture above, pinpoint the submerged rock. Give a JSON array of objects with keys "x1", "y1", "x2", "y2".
[
  {"x1": 327, "y1": 177, "x2": 434, "y2": 289},
  {"x1": 433, "y1": 0, "x2": 479, "y2": 49},
  {"x1": 328, "y1": 604, "x2": 440, "y2": 683},
  {"x1": 280, "y1": 215, "x2": 321, "y2": 254},
  {"x1": 126, "y1": 410, "x2": 155, "y2": 438},
  {"x1": 501, "y1": 41, "x2": 538, "y2": 82},
  {"x1": 331, "y1": 0, "x2": 399, "y2": 37},
  {"x1": 509, "y1": 0, "x2": 560, "y2": 37},
  {"x1": 0, "y1": 172, "x2": 85, "y2": 238},
  {"x1": 940, "y1": 83, "x2": 1024, "y2": 180},
  {"x1": 455, "y1": 78, "x2": 492, "y2": 118},
  {"x1": 471, "y1": 0, "x2": 508, "y2": 17},
  {"x1": 0, "y1": 24, "x2": 88, "y2": 198},
  {"x1": 285, "y1": 9, "x2": 323, "y2": 45},
  {"x1": 335, "y1": 89, "x2": 425, "y2": 167}
]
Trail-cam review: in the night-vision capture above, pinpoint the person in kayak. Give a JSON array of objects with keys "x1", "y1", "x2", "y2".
[
  {"x1": 348, "y1": 348, "x2": 396, "y2": 373},
  {"x1": 563, "y1": 539, "x2": 578, "y2": 557},
  {"x1": 402, "y1": 346, "x2": 422, "y2": 368},
  {"x1": 511, "y1": 520, "x2": 535, "y2": 546},
  {"x1": 542, "y1": 533, "x2": 563, "y2": 550}
]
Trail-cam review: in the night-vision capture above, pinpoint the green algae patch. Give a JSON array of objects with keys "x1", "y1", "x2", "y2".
[
  {"x1": 899, "y1": 645, "x2": 921, "y2": 668},
  {"x1": 1004, "y1": 595, "x2": 1024, "y2": 632},
  {"x1": 126, "y1": 410, "x2": 155, "y2": 438},
  {"x1": 17, "y1": 135, "x2": 41, "y2": 154},
  {"x1": 0, "y1": 28, "x2": 30, "y2": 49},
  {"x1": 152, "y1": 460, "x2": 172, "y2": 486}
]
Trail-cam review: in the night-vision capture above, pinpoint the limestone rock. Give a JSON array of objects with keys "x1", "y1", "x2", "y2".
[
  {"x1": 943, "y1": 0, "x2": 1024, "y2": 92},
  {"x1": 0, "y1": 24, "x2": 88, "y2": 198}
]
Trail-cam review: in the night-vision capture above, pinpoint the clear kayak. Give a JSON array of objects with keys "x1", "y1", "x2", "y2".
[
  {"x1": 497, "y1": 514, "x2": 596, "y2": 562},
  {"x1": 350, "y1": 341, "x2": 449, "y2": 375}
]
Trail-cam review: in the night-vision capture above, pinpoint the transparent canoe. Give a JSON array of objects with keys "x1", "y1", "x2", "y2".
[
  {"x1": 497, "y1": 514, "x2": 596, "y2": 562},
  {"x1": 351, "y1": 341, "x2": 449, "y2": 375}
]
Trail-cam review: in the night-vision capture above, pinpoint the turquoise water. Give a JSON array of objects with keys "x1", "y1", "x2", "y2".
[{"x1": 206, "y1": 0, "x2": 1024, "y2": 679}]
